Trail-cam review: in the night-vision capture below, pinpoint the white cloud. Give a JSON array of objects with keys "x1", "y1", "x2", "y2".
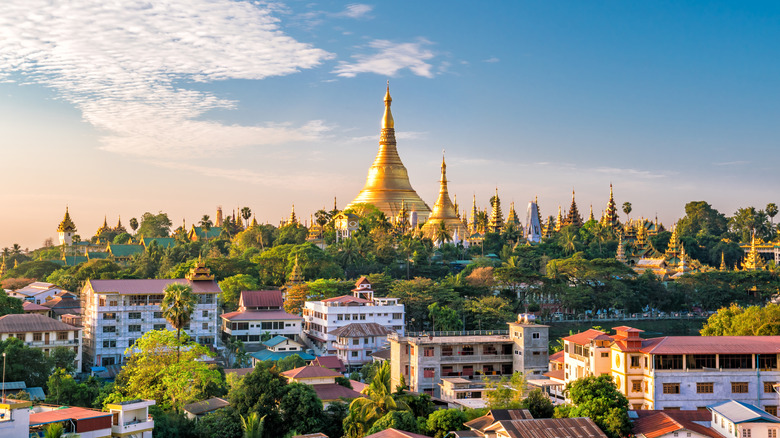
[
  {"x1": 0, "y1": 0, "x2": 334, "y2": 158},
  {"x1": 333, "y1": 38, "x2": 435, "y2": 78},
  {"x1": 340, "y1": 4, "x2": 373, "y2": 19},
  {"x1": 483, "y1": 57, "x2": 500, "y2": 63},
  {"x1": 713, "y1": 160, "x2": 749, "y2": 166}
]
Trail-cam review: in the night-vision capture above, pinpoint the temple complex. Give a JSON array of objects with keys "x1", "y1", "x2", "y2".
[
  {"x1": 346, "y1": 84, "x2": 431, "y2": 221},
  {"x1": 420, "y1": 155, "x2": 468, "y2": 243}
]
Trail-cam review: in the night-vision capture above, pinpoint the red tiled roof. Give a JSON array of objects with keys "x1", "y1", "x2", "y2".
[
  {"x1": 311, "y1": 383, "x2": 366, "y2": 402},
  {"x1": 282, "y1": 366, "x2": 342, "y2": 380},
  {"x1": 330, "y1": 322, "x2": 393, "y2": 338},
  {"x1": 0, "y1": 314, "x2": 79, "y2": 333},
  {"x1": 312, "y1": 356, "x2": 346, "y2": 372},
  {"x1": 544, "y1": 369, "x2": 565, "y2": 381},
  {"x1": 486, "y1": 418, "x2": 607, "y2": 438},
  {"x1": 321, "y1": 295, "x2": 370, "y2": 304},
  {"x1": 22, "y1": 302, "x2": 49, "y2": 312},
  {"x1": 563, "y1": 329, "x2": 608, "y2": 345},
  {"x1": 240, "y1": 290, "x2": 283, "y2": 309},
  {"x1": 549, "y1": 351, "x2": 564, "y2": 363},
  {"x1": 632, "y1": 410, "x2": 718, "y2": 438},
  {"x1": 88, "y1": 278, "x2": 220, "y2": 294},
  {"x1": 355, "y1": 276, "x2": 371, "y2": 287},
  {"x1": 364, "y1": 428, "x2": 431, "y2": 438},
  {"x1": 220, "y1": 310, "x2": 302, "y2": 322},
  {"x1": 29, "y1": 407, "x2": 111, "y2": 426},
  {"x1": 350, "y1": 380, "x2": 367, "y2": 392},
  {"x1": 640, "y1": 336, "x2": 780, "y2": 355}
]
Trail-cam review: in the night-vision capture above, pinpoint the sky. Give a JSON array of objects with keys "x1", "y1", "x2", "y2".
[{"x1": 1, "y1": 1, "x2": 779, "y2": 250}]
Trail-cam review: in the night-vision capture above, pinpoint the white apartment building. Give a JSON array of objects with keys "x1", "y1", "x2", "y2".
[
  {"x1": 303, "y1": 277, "x2": 404, "y2": 355},
  {"x1": 0, "y1": 314, "x2": 82, "y2": 370},
  {"x1": 330, "y1": 322, "x2": 394, "y2": 370},
  {"x1": 81, "y1": 262, "x2": 220, "y2": 368},
  {"x1": 221, "y1": 290, "x2": 302, "y2": 345},
  {"x1": 562, "y1": 326, "x2": 780, "y2": 412}
]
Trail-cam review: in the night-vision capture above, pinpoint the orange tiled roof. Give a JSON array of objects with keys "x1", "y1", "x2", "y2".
[{"x1": 563, "y1": 329, "x2": 608, "y2": 345}]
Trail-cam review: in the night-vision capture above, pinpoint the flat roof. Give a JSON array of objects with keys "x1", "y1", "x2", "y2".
[{"x1": 30, "y1": 407, "x2": 112, "y2": 426}]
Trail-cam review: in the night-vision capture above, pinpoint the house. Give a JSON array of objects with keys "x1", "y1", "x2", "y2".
[
  {"x1": 183, "y1": 397, "x2": 230, "y2": 420},
  {"x1": 221, "y1": 290, "x2": 303, "y2": 345},
  {"x1": 330, "y1": 322, "x2": 395, "y2": 370},
  {"x1": 0, "y1": 381, "x2": 45, "y2": 401},
  {"x1": 0, "y1": 314, "x2": 82, "y2": 370},
  {"x1": 632, "y1": 409, "x2": 719, "y2": 438},
  {"x1": 482, "y1": 418, "x2": 607, "y2": 438},
  {"x1": 9, "y1": 281, "x2": 68, "y2": 304},
  {"x1": 0, "y1": 398, "x2": 32, "y2": 437},
  {"x1": 40, "y1": 291, "x2": 81, "y2": 320},
  {"x1": 311, "y1": 356, "x2": 346, "y2": 373},
  {"x1": 303, "y1": 277, "x2": 404, "y2": 355},
  {"x1": 81, "y1": 261, "x2": 220, "y2": 367},
  {"x1": 364, "y1": 429, "x2": 432, "y2": 438},
  {"x1": 281, "y1": 365, "x2": 365, "y2": 407},
  {"x1": 22, "y1": 301, "x2": 50, "y2": 315},
  {"x1": 105, "y1": 399, "x2": 156, "y2": 437},
  {"x1": 29, "y1": 405, "x2": 113, "y2": 438},
  {"x1": 250, "y1": 335, "x2": 315, "y2": 364},
  {"x1": 709, "y1": 400, "x2": 780, "y2": 438}
]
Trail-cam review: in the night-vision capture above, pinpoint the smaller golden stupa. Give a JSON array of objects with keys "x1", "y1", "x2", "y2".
[{"x1": 421, "y1": 154, "x2": 468, "y2": 242}]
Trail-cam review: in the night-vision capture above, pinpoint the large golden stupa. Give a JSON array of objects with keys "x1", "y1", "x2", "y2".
[
  {"x1": 346, "y1": 85, "x2": 431, "y2": 221},
  {"x1": 421, "y1": 155, "x2": 468, "y2": 241}
]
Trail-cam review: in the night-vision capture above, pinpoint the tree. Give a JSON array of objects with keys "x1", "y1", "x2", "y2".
[
  {"x1": 701, "y1": 303, "x2": 780, "y2": 336},
  {"x1": 521, "y1": 388, "x2": 554, "y2": 418},
  {"x1": 229, "y1": 361, "x2": 288, "y2": 435},
  {"x1": 768, "y1": 203, "x2": 779, "y2": 228},
  {"x1": 218, "y1": 274, "x2": 259, "y2": 311},
  {"x1": 129, "y1": 217, "x2": 139, "y2": 234},
  {"x1": 276, "y1": 354, "x2": 306, "y2": 372},
  {"x1": 558, "y1": 375, "x2": 631, "y2": 438},
  {"x1": 426, "y1": 408, "x2": 467, "y2": 438},
  {"x1": 465, "y1": 296, "x2": 514, "y2": 330},
  {"x1": 428, "y1": 303, "x2": 460, "y2": 331},
  {"x1": 279, "y1": 383, "x2": 323, "y2": 434},
  {"x1": 47, "y1": 369, "x2": 104, "y2": 407},
  {"x1": 730, "y1": 207, "x2": 773, "y2": 242},
  {"x1": 283, "y1": 283, "x2": 309, "y2": 315},
  {"x1": 241, "y1": 207, "x2": 252, "y2": 228},
  {"x1": 348, "y1": 361, "x2": 407, "y2": 431},
  {"x1": 0, "y1": 290, "x2": 23, "y2": 316},
  {"x1": 160, "y1": 283, "x2": 197, "y2": 361},
  {"x1": 622, "y1": 202, "x2": 632, "y2": 222},
  {"x1": 483, "y1": 372, "x2": 527, "y2": 409},
  {"x1": 433, "y1": 222, "x2": 452, "y2": 246},
  {"x1": 367, "y1": 410, "x2": 418, "y2": 435},
  {"x1": 0, "y1": 337, "x2": 51, "y2": 388},
  {"x1": 241, "y1": 412, "x2": 265, "y2": 438},
  {"x1": 44, "y1": 422, "x2": 65, "y2": 438},
  {"x1": 194, "y1": 407, "x2": 243, "y2": 438},
  {"x1": 49, "y1": 346, "x2": 77, "y2": 373},
  {"x1": 677, "y1": 201, "x2": 728, "y2": 238},
  {"x1": 110, "y1": 330, "x2": 222, "y2": 412},
  {"x1": 136, "y1": 212, "x2": 173, "y2": 238}
]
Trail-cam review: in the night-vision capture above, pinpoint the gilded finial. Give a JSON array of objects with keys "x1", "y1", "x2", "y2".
[{"x1": 382, "y1": 82, "x2": 394, "y2": 129}]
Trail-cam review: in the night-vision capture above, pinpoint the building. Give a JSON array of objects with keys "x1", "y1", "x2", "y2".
[
  {"x1": 40, "y1": 290, "x2": 81, "y2": 320},
  {"x1": 281, "y1": 365, "x2": 365, "y2": 407},
  {"x1": 81, "y1": 261, "x2": 220, "y2": 367},
  {"x1": 249, "y1": 335, "x2": 315, "y2": 364},
  {"x1": 365, "y1": 430, "x2": 432, "y2": 438},
  {"x1": 22, "y1": 301, "x2": 49, "y2": 315},
  {"x1": 303, "y1": 277, "x2": 404, "y2": 355},
  {"x1": 8, "y1": 281, "x2": 68, "y2": 304},
  {"x1": 561, "y1": 326, "x2": 780, "y2": 411},
  {"x1": 0, "y1": 398, "x2": 32, "y2": 437},
  {"x1": 345, "y1": 84, "x2": 431, "y2": 222},
  {"x1": 183, "y1": 397, "x2": 230, "y2": 420},
  {"x1": 508, "y1": 315, "x2": 549, "y2": 377},
  {"x1": 29, "y1": 405, "x2": 113, "y2": 437},
  {"x1": 0, "y1": 314, "x2": 82, "y2": 370},
  {"x1": 105, "y1": 399, "x2": 156, "y2": 437},
  {"x1": 57, "y1": 207, "x2": 77, "y2": 246},
  {"x1": 709, "y1": 400, "x2": 780, "y2": 438},
  {"x1": 452, "y1": 409, "x2": 607, "y2": 438},
  {"x1": 221, "y1": 290, "x2": 303, "y2": 345},
  {"x1": 632, "y1": 409, "x2": 718, "y2": 438},
  {"x1": 330, "y1": 322, "x2": 394, "y2": 370}
]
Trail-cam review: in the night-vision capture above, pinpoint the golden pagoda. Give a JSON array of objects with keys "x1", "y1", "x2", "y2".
[
  {"x1": 506, "y1": 202, "x2": 520, "y2": 228},
  {"x1": 719, "y1": 252, "x2": 727, "y2": 271},
  {"x1": 554, "y1": 206, "x2": 563, "y2": 232},
  {"x1": 664, "y1": 224, "x2": 683, "y2": 265},
  {"x1": 96, "y1": 216, "x2": 111, "y2": 236},
  {"x1": 287, "y1": 204, "x2": 298, "y2": 226},
  {"x1": 250, "y1": 216, "x2": 259, "y2": 228},
  {"x1": 563, "y1": 190, "x2": 583, "y2": 227},
  {"x1": 114, "y1": 216, "x2": 127, "y2": 234},
  {"x1": 603, "y1": 183, "x2": 620, "y2": 228},
  {"x1": 421, "y1": 154, "x2": 468, "y2": 241},
  {"x1": 588, "y1": 205, "x2": 595, "y2": 222},
  {"x1": 488, "y1": 188, "x2": 504, "y2": 233},
  {"x1": 470, "y1": 195, "x2": 479, "y2": 234},
  {"x1": 346, "y1": 84, "x2": 431, "y2": 221},
  {"x1": 57, "y1": 207, "x2": 78, "y2": 246},
  {"x1": 741, "y1": 232, "x2": 767, "y2": 271},
  {"x1": 289, "y1": 255, "x2": 304, "y2": 284},
  {"x1": 616, "y1": 235, "x2": 627, "y2": 263},
  {"x1": 186, "y1": 258, "x2": 215, "y2": 281}
]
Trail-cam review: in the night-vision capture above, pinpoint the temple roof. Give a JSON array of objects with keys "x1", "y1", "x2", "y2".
[{"x1": 57, "y1": 207, "x2": 77, "y2": 232}]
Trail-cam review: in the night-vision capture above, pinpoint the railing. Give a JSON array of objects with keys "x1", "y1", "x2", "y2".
[
  {"x1": 439, "y1": 354, "x2": 513, "y2": 363},
  {"x1": 406, "y1": 330, "x2": 509, "y2": 337}
]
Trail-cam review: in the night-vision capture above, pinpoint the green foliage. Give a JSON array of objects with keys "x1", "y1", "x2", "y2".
[
  {"x1": 275, "y1": 354, "x2": 306, "y2": 372},
  {"x1": 367, "y1": 410, "x2": 419, "y2": 435},
  {"x1": 0, "y1": 289, "x2": 23, "y2": 317},
  {"x1": 46, "y1": 368, "x2": 105, "y2": 407},
  {"x1": 49, "y1": 346, "x2": 77, "y2": 373},
  {"x1": 148, "y1": 405, "x2": 196, "y2": 438},
  {"x1": 2, "y1": 261, "x2": 61, "y2": 281},
  {"x1": 113, "y1": 232, "x2": 132, "y2": 244},
  {"x1": 229, "y1": 361, "x2": 287, "y2": 436},
  {"x1": 241, "y1": 412, "x2": 265, "y2": 438},
  {"x1": 560, "y1": 375, "x2": 631, "y2": 438},
  {"x1": 43, "y1": 422, "x2": 65, "y2": 438},
  {"x1": 335, "y1": 376, "x2": 353, "y2": 389},
  {"x1": 426, "y1": 408, "x2": 467, "y2": 438},
  {"x1": 428, "y1": 302, "x2": 460, "y2": 331},
  {"x1": 701, "y1": 303, "x2": 780, "y2": 336},
  {"x1": 730, "y1": 207, "x2": 774, "y2": 242},
  {"x1": 137, "y1": 211, "x2": 173, "y2": 238},
  {"x1": 219, "y1": 274, "x2": 259, "y2": 310},
  {"x1": 520, "y1": 388, "x2": 555, "y2": 418},
  {"x1": 194, "y1": 407, "x2": 243, "y2": 438},
  {"x1": 161, "y1": 283, "x2": 197, "y2": 359},
  {"x1": 465, "y1": 295, "x2": 515, "y2": 330},
  {"x1": 348, "y1": 361, "x2": 407, "y2": 432},
  {"x1": 483, "y1": 372, "x2": 527, "y2": 409},
  {"x1": 321, "y1": 402, "x2": 349, "y2": 438},
  {"x1": 389, "y1": 277, "x2": 458, "y2": 331},
  {"x1": 677, "y1": 201, "x2": 728, "y2": 238},
  {"x1": 280, "y1": 383, "x2": 323, "y2": 434},
  {"x1": 359, "y1": 361, "x2": 382, "y2": 385},
  {"x1": 0, "y1": 337, "x2": 51, "y2": 387}
]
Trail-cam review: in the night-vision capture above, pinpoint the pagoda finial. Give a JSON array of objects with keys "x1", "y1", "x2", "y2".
[{"x1": 382, "y1": 81, "x2": 394, "y2": 129}]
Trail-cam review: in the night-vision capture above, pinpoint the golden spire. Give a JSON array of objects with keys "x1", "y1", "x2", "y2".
[
  {"x1": 564, "y1": 189, "x2": 583, "y2": 227},
  {"x1": 719, "y1": 252, "x2": 727, "y2": 271},
  {"x1": 506, "y1": 202, "x2": 520, "y2": 226},
  {"x1": 251, "y1": 216, "x2": 259, "y2": 228},
  {"x1": 346, "y1": 83, "x2": 431, "y2": 220},
  {"x1": 289, "y1": 204, "x2": 298, "y2": 226},
  {"x1": 488, "y1": 187, "x2": 504, "y2": 233},
  {"x1": 742, "y1": 231, "x2": 767, "y2": 271},
  {"x1": 57, "y1": 206, "x2": 77, "y2": 232},
  {"x1": 604, "y1": 183, "x2": 619, "y2": 228},
  {"x1": 555, "y1": 205, "x2": 563, "y2": 232},
  {"x1": 421, "y1": 152, "x2": 468, "y2": 240},
  {"x1": 588, "y1": 204, "x2": 594, "y2": 222},
  {"x1": 470, "y1": 194, "x2": 479, "y2": 233},
  {"x1": 288, "y1": 255, "x2": 304, "y2": 284}
]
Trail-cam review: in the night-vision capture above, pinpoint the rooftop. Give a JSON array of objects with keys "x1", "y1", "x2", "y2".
[
  {"x1": 632, "y1": 410, "x2": 718, "y2": 438},
  {"x1": 311, "y1": 383, "x2": 365, "y2": 402},
  {"x1": 29, "y1": 406, "x2": 112, "y2": 427},
  {"x1": 240, "y1": 289, "x2": 283, "y2": 309},
  {"x1": 221, "y1": 310, "x2": 301, "y2": 322},
  {"x1": 282, "y1": 365, "x2": 342, "y2": 380},
  {"x1": 392, "y1": 331, "x2": 511, "y2": 345},
  {"x1": 364, "y1": 428, "x2": 432, "y2": 438},
  {"x1": 183, "y1": 397, "x2": 230, "y2": 416},
  {"x1": 485, "y1": 417, "x2": 608, "y2": 438},
  {"x1": 88, "y1": 278, "x2": 220, "y2": 294},
  {"x1": 563, "y1": 329, "x2": 608, "y2": 345},
  {"x1": 710, "y1": 400, "x2": 780, "y2": 424},
  {"x1": 641, "y1": 336, "x2": 780, "y2": 355},
  {"x1": 0, "y1": 314, "x2": 78, "y2": 333},
  {"x1": 331, "y1": 322, "x2": 394, "y2": 338}
]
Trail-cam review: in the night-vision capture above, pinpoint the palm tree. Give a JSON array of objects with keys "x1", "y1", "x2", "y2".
[
  {"x1": 622, "y1": 202, "x2": 632, "y2": 223},
  {"x1": 240, "y1": 412, "x2": 265, "y2": 438},
  {"x1": 44, "y1": 422, "x2": 65, "y2": 438},
  {"x1": 199, "y1": 215, "x2": 213, "y2": 241},
  {"x1": 433, "y1": 222, "x2": 452, "y2": 246},
  {"x1": 11, "y1": 244, "x2": 21, "y2": 255},
  {"x1": 160, "y1": 283, "x2": 196, "y2": 361},
  {"x1": 475, "y1": 211, "x2": 488, "y2": 234},
  {"x1": 561, "y1": 227, "x2": 579, "y2": 255},
  {"x1": 348, "y1": 361, "x2": 407, "y2": 430},
  {"x1": 767, "y1": 203, "x2": 778, "y2": 229},
  {"x1": 240, "y1": 207, "x2": 252, "y2": 229},
  {"x1": 592, "y1": 223, "x2": 609, "y2": 253},
  {"x1": 129, "y1": 217, "x2": 139, "y2": 235}
]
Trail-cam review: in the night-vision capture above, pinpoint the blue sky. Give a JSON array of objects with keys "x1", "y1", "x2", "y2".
[{"x1": 1, "y1": 1, "x2": 779, "y2": 249}]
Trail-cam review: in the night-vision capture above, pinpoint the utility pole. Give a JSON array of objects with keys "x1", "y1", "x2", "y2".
[{"x1": 2, "y1": 352, "x2": 6, "y2": 403}]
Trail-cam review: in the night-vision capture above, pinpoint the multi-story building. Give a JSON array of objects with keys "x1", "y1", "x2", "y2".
[
  {"x1": 0, "y1": 314, "x2": 82, "y2": 370},
  {"x1": 562, "y1": 326, "x2": 780, "y2": 411},
  {"x1": 303, "y1": 277, "x2": 404, "y2": 355},
  {"x1": 81, "y1": 262, "x2": 220, "y2": 368},
  {"x1": 220, "y1": 290, "x2": 302, "y2": 345},
  {"x1": 330, "y1": 322, "x2": 394, "y2": 370},
  {"x1": 508, "y1": 315, "x2": 549, "y2": 377}
]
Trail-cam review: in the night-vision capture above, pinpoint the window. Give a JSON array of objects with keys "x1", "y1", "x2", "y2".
[
  {"x1": 631, "y1": 356, "x2": 640, "y2": 368},
  {"x1": 353, "y1": 339, "x2": 359, "y2": 345},
  {"x1": 601, "y1": 352, "x2": 609, "y2": 358},
  {"x1": 532, "y1": 332, "x2": 540, "y2": 339},
  {"x1": 103, "y1": 326, "x2": 116, "y2": 333},
  {"x1": 687, "y1": 354, "x2": 716, "y2": 369},
  {"x1": 103, "y1": 312, "x2": 116, "y2": 320},
  {"x1": 632, "y1": 380, "x2": 642, "y2": 392},
  {"x1": 154, "y1": 324, "x2": 166, "y2": 330},
  {"x1": 721, "y1": 354, "x2": 752, "y2": 369},
  {"x1": 202, "y1": 310, "x2": 209, "y2": 318},
  {"x1": 760, "y1": 355, "x2": 778, "y2": 370},
  {"x1": 768, "y1": 429, "x2": 777, "y2": 438},
  {"x1": 33, "y1": 333, "x2": 42, "y2": 341},
  {"x1": 154, "y1": 312, "x2": 163, "y2": 319},
  {"x1": 767, "y1": 407, "x2": 778, "y2": 416},
  {"x1": 57, "y1": 332, "x2": 68, "y2": 340},
  {"x1": 392, "y1": 313, "x2": 402, "y2": 319},
  {"x1": 359, "y1": 314, "x2": 366, "y2": 320},
  {"x1": 765, "y1": 382, "x2": 777, "y2": 393},
  {"x1": 424, "y1": 347, "x2": 435, "y2": 357},
  {"x1": 423, "y1": 368, "x2": 435, "y2": 378},
  {"x1": 564, "y1": 344, "x2": 569, "y2": 353},
  {"x1": 663, "y1": 383, "x2": 680, "y2": 394},
  {"x1": 337, "y1": 314, "x2": 343, "y2": 321},
  {"x1": 128, "y1": 325, "x2": 141, "y2": 332},
  {"x1": 128, "y1": 339, "x2": 136, "y2": 347},
  {"x1": 109, "y1": 300, "x2": 117, "y2": 307},
  {"x1": 743, "y1": 429, "x2": 752, "y2": 438},
  {"x1": 202, "y1": 323, "x2": 208, "y2": 330},
  {"x1": 128, "y1": 312, "x2": 141, "y2": 319},
  {"x1": 655, "y1": 355, "x2": 683, "y2": 370},
  {"x1": 442, "y1": 346, "x2": 452, "y2": 356},
  {"x1": 697, "y1": 382, "x2": 714, "y2": 393},
  {"x1": 732, "y1": 382, "x2": 749, "y2": 393},
  {"x1": 351, "y1": 351, "x2": 358, "y2": 357},
  {"x1": 103, "y1": 340, "x2": 116, "y2": 348}
]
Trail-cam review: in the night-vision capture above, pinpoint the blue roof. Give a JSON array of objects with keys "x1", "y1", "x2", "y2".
[
  {"x1": 250, "y1": 350, "x2": 315, "y2": 362},
  {"x1": 263, "y1": 335, "x2": 291, "y2": 348},
  {"x1": 709, "y1": 400, "x2": 780, "y2": 424}
]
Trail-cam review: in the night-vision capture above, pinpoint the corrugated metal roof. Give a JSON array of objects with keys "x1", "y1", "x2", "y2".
[
  {"x1": 0, "y1": 314, "x2": 78, "y2": 333},
  {"x1": 29, "y1": 407, "x2": 112, "y2": 426},
  {"x1": 182, "y1": 397, "x2": 230, "y2": 416},
  {"x1": 486, "y1": 417, "x2": 608, "y2": 438},
  {"x1": 282, "y1": 365, "x2": 341, "y2": 380},
  {"x1": 321, "y1": 295, "x2": 371, "y2": 304},
  {"x1": 88, "y1": 278, "x2": 220, "y2": 294},
  {"x1": 363, "y1": 428, "x2": 432, "y2": 438},
  {"x1": 312, "y1": 356, "x2": 346, "y2": 371},
  {"x1": 464, "y1": 409, "x2": 534, "y2": 432},
  {"x1": 642, "y1": 336, "x2": 780, "y2": 355},
  {"x1": 240, "y1": 290, "x2": 283, "y2": 309},
  {"x1": 330, "y1": 322, "x2": 394, "y2": 338},
  {"x1": 710, "y1": 400, "x2": 780, "y2": 424},
  {"x1": 220, "y1": 310, "x2": 301, "y2": 322}
]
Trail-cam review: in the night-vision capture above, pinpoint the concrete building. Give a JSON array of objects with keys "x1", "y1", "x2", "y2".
[
  {"x1": 81, "y1": 261, "x2": 220, "y2": 368},
  {"x1": 221, "y1": 290, "x2": 302, "y2": 345},
  {"x1": 0, "y1": 398, "x2": 32, "y2": 437},
  {"x1": 508, "y1": 314, "x2": 549, "y2": 377},
  {"x1": 249, "y1": 335, "x2": 315, "y2": 364},
  {"x1": 303, "y1": 277, "x2": 404, "y2": 355},
  {"x1": 710, "y1": 400, "x2": 780, "y2": 438},
  {"x1": 29, "y1": 406, "x2": 113, "y2": 438},
  {"x1": 0, "y1": 313, "x2": 82, "y2": 370},
  {"x1": 561, "y1": 326, "x2": 780, "y2": 411},
  {"x1": 106, "y1": 399, "x2": 155, "y2": 437},
  {"x1": 330, "y1": 322, "x2": 394, "y2": 370},
  {"x1": 9, "y1": 281, "x2": 68, "y2": 304}
]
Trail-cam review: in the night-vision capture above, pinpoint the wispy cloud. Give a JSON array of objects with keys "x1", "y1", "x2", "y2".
[
  {"x1": 339, "y1": 4, "x2": 374, "y2": 19},
  {"x1": 483, "y1": 57, "x2": 500, "y2": 63},
  {"x1": 294, "y1": 3, "x2": 373, "y2": 28},
  {"x1": 0, "y1": 0, "x2": 334, "y2": 159},
  {"x1": 713, "y1": 160, "x2": 750, "y2": 166},
  {"x1": 592, "y1": 166, "x2": 669, "y2": 179},
  {"x1": 334, "y1": 38, "x2": 436, "y2": 78}
]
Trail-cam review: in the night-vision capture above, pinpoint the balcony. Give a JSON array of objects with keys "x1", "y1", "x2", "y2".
[
  {"x1": 112, "y1": 416, "x2": 154, "y2": 435},
  {"x1": 439, "y1": 354, "x2": 513, "y2": 363}
]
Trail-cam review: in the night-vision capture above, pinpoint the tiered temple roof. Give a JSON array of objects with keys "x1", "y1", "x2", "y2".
[
  {"x1": 563, "y1": 190, "x2": 583, "y2": 227},
  {"x1": 488, "y1": 188, "x2": 504, "y2": 233}
]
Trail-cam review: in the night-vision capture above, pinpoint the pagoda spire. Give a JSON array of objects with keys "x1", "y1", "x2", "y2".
[
  {"x1": 289, "y1": 204, "x2": 298, "y2": 226},
  {"x1": 616, "y1": 235, "x2": 627, "y2": 263},
  {"x1": 555, "y1": 206, "x2": 563, "y2": 232},
  {"x1": 488, "y1": 187, "x2": 504, "y2": 233},
  {"x1": 742, "y1": 231, "x2": 767, "y2": 271},
  {"x1": 421, "y1": 153, "x2": 468, "y2": 240},
  {"x1": 719, "y1": 252, "x2": 727, "y2": 271},
  {"x1": 604, "y1": 183, "x2": 619, "y2": 228},
  {"x1": 470, "y1": 194, "x2": 479, "y2": 234},
  {"x1": 564, "y1": 189, "x2": 583, "y2": 227},
  {"x1": 588, "y1": 205, "x2": 595, "y2": 222}
]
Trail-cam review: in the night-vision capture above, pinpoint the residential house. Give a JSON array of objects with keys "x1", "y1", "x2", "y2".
[
  {"x1": 632, "y1": 409, "x2": 718, "y2": 438},
  {"x1": 330, "y1": 322, "x2": 394, "y2": 370},
  {"x1": 40, "y1": 290, "x2": 81, "y2": 320},
  {"x1": 452, "y1": 409, "x2": 607, "y2": 438},
  {"x1": 0, "y1": 314, "x2": 82, "y2": 370},
  {"x1": 81, "y1": 261, "x2": 220, "y2": 367},
  {"x1": 250, "y1": 335, "x2": 315, "y2": 364},
  {"x1": 311, "y1": 356, "x2": 346, "y2": 373},
  {"x1": 281, "y1": 365, "x2": 365, "y2": 407},
  {"x1": 9, "y1": 281, "x2": 68, "y2": 304},
  {"x1": 0, "y1": 398, "x2": 32, "y2": 437},
  {"x1": 221, "y1": 290, "x2": 302, "y2": 345},
  {"x1": 22, "y1": 302, "x2": 49, "y2": 315},
  {"x1": 183, "y1": 397, "x2": 230, "y2": 420},
  {"x1": 105, "y1": 399, "x2": 156, "y2": 437},
  {"x1": 709, "y1": 400, "x2": 780, "y2": 438},
  {"x1": 29, "y1": 406, "x2": 113, "y2": 438}
]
